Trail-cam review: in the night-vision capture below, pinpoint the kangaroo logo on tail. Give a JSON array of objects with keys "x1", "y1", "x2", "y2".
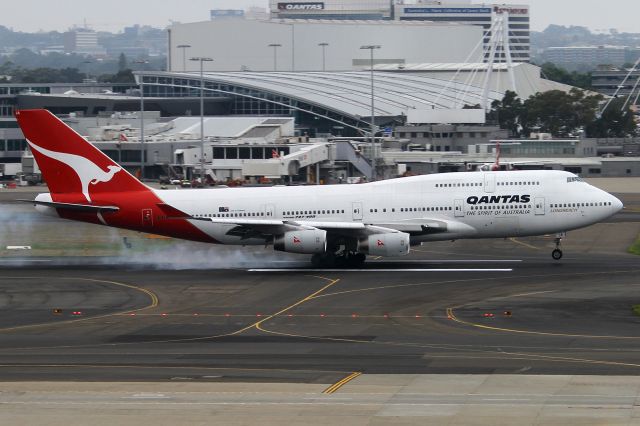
[{"x1": 28, "y1": 140, "x2": 122, "y2": 203}]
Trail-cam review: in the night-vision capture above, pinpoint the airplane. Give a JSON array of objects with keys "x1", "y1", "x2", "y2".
[{"x1": 16, "y1": 109, "x2": 624, "y2": 267}]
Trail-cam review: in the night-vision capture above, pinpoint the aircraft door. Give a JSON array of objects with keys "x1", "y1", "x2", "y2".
[
  {"x1": 484, "y1": 173, "x2": 496, "y2": 193},
  {"x1": 352, "y1": 202, "x2": 363, "y2": 221},
  {"x1": 454, "y1": 199, "x2": 464, "y2": 217},
  {"x1": 264, "y1": 204, "x2": 275, "y2": 218},
  {"x1": 141, "y1": 209, "x2": 153, "y2": 227},
  {"x1": 534, "y1": 197, "x2": 545, "y2": 215}
]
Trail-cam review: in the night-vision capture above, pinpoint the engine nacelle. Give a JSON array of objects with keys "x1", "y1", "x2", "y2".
[
  {"x1": 274, "y1": 229, "x2": 327, "y2": 254},
  {"x1": 358, "y1": 232, "x2": 410, "y2": 257}
]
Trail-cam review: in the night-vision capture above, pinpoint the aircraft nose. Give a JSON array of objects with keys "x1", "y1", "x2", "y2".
[{"x1": 612, "y1": 195, "x2": 624, "y2": 213}]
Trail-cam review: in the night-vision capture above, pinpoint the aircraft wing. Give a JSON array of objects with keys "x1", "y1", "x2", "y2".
[{"x1": 194, "y1": 216, "x2": 472, "y2": 240}]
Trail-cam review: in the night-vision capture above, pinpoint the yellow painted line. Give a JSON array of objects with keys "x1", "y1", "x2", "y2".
[
  {"x1": 229, "y1": 275, "x2": 340, "y2": 335},
  {"x1": 0, "y1": 277, "x2": 158, "y2": 333},
  {"x1": 323, "y1": 372, "x2": 362, "y2": 394},
  {"x1": 446, "y1": 307, "x2": 640, "y2": 340},
  {"x1": 508, "y1": 238, "x2": 540, "y2": 251}
]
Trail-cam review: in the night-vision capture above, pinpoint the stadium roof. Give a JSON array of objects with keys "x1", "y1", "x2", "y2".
[{"x1": 141, "y1": 71, "x2": 504, "y2": 128}]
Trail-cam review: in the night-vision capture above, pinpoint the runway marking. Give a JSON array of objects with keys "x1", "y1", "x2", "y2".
[
  {"x1": 323, "y1": 372, "x2": 362, "y2": 394},
  {"x1": 229, "y1": 275, "x2": 341, "y2": 335},
  {"x1": 0, "y1": 276, "x2": 158, "y2": 333},
  {"x1": 256, "y1": 320, "x2": 640, "y2": 371},
  {"x1": 249, "y1": 269, "x2": 513, "y2": 273},
  {"x1": 509, "y1": 238, "x2": 540, "y2": 250},
  {"x1": 373, "y1": 259, "x2": 523, "y2": 263},
  {"x1": 0, "y1": 259, "x2": 52, "y2": 262},
  {"x1": 446, "y1": 307, "x2": 640, "y2": 340},
  {"x1": 490, "y1": 290, "x2": 557, "y2": 300}
]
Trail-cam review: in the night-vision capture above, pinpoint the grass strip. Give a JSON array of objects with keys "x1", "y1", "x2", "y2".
[{"x1": 628, "y1": 235, "x2": 640, "y2": 255}]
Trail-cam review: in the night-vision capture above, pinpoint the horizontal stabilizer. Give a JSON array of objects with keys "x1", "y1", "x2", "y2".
[{"x1": 18, "y1": 199, "x2": 119, "y2": 213}]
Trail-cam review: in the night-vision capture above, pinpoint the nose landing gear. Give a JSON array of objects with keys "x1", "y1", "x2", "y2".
[{"x1": 551, "y1": 232, "x2": 565, "y2": 260}]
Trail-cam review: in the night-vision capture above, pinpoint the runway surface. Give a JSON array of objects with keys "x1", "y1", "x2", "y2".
[{"x1": 1, "y1": 242, "x2": 640, "y2": 382}]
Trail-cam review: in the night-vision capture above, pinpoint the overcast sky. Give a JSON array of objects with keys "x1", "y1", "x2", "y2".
[{"x1": 1, "y1": 0, "x2": 638, "y2": 33}]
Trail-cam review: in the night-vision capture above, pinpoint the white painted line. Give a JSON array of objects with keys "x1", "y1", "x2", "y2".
[
  {"x1": 249, "y1": 268, "x2": 513, "y2": 273},
  {"x1": 373, "y1": 259, "x2": 523, "y2": 263},
  {"x1": 0, "y1": 259, "x2": 51, "y2": 262},
  {"x1": 6, "y1": 246, "x2": 31, "y2": 250}
]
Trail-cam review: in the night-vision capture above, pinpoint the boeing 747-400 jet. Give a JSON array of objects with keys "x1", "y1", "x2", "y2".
[{"x1": 16, "y1": 109, "x2": 623, "y2": 267}]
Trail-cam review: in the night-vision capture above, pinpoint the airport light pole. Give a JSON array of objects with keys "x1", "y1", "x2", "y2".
[
  {"x1": 177, "y1": 44, "x2": 191, "y2": 72},
  {"x1": 190, "y1": 56, "x2": 213, "y2": 185},
  {"x1": 360, "y1": 45, "x2": 380, "y2": 181},
  {"x1": 134, "y1": 60, "x2": 149, "y2": 180},
  {"x1": 318, "y1": 42, "x2": 329, "y2": 71},
  {"x1": 268, "y1": 43, "x2": 281, "y2": 71}
]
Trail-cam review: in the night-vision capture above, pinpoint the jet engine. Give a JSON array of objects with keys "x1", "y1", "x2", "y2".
[
  {"x1": 358, "y1": 232, "x2": 410, "y2": 257},
  {"x1": 274, "y1": 229, "x2": 327, "y2": 254}
]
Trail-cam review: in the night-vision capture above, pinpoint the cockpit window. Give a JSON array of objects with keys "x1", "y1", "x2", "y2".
[{"x1": 567, "y1": 177, "x2": 583, "y2": 183}]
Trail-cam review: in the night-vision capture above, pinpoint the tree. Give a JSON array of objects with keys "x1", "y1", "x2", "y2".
[
  {"x1": 540, "y1": 62, "x2": 592, "y2": 90},
  {"x1": 586, "y1": 98, "x2": 637, "y2": 138},
  {"x1": 118, "y1": 53, "x2": 128, "y2": 72},
  {"x1": 524, "y1": 88, "x2": 602, "y2": 137},
  {"x1": 100, "y1": 69, "x2": 135, "y2": 83},
  {"x1": 488, "y1": 88, "x2": 608, "y2": 138},
  {"x1": 487, "y1": 90, "x2": 525, "y2": 136}
]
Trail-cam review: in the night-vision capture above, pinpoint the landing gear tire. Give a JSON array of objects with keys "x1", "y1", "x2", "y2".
[
  {"x1": 552, "y1": 233, "x2": 565, "y2": 261},
  {"x1": 310, "y1": 252, "x2": 336, "y2": 268}
]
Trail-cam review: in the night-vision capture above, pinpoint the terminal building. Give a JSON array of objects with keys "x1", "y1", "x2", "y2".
[
  {"x1": 268, "y1": 0, "x2": 530, "y2": 62},
  {"x1": 167, "y1": 19, "x2": 483, "y2": 72}
]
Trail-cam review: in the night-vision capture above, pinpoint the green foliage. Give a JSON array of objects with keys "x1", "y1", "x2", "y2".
[
  {"x1": 633, "y1": 305, "x2": 640, "y2": 317},
  {"x1": 489, "y1": 89, "x2": 609, "y2": 138},
  {"x1": 587, "y1": 97, "x2": 638, "y2": 138},
  {"x1": 118, "y1": 53, "x2": 128, "y2": 72},
  {"x1": 541, "y1": 62, "x2": 592, "y2": 90},
  {"x1": 629, "y1": 236, "x2": 640, "y2": 256},
  {"x1": 487, "y1": 90, "x2": 525, "y2": 136},
  {"x1": 100, "y1": 69, "x2": 135, "y2": 84}
]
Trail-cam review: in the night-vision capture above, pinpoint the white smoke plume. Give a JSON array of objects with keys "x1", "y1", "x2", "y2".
[{"x1": 0, "y1": 201, "x2": 302, "y2": 270}]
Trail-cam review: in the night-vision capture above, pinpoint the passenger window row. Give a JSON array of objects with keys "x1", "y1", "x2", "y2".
[
  {"x1": 283, "y1": 209, "x2": 346, "y2": 215},
  {"x1": 551, "y1": 202, "x2": 612, "y2": 208},
  {"x1": 436, "y1": 183, "x2": 481, "y2": 188},
  {"x1": 498, "y1": 181, "x2": 540, "y2": 186}
]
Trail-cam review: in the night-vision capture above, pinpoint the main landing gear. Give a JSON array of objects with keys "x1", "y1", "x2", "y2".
[
  {"x1": 551, "y1": 232, "x2": 565, "y2": 260},
  {"x1": 311, "y1": 251, "x2": 366, "y2": 268}
]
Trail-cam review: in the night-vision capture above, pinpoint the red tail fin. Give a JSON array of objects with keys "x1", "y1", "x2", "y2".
[{"x1": 15, "y1": 109, "x2": 147, "y2": 203}]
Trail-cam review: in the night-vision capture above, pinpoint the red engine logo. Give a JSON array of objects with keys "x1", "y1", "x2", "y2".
[
  {"x1": 377, "y1": 239, "x2": 384, "y2": 247},
  {"x1": 293, "y1": 236, "x2": 301, "y2": 244}
]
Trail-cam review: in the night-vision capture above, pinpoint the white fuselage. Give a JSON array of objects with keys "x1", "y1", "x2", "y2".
[{"x1": 154, "y1": 170, "x2": 622, "y2": 245}]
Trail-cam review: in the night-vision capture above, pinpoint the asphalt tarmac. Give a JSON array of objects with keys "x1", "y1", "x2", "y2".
[{"x1": 1, "y1": 227, "x2": 639, "y2": 382}]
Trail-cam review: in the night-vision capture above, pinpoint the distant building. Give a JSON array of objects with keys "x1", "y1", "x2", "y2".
[
  {"x1": 394, "y1": 1, "x2": 530, "y2": 63},
  {"x1": 268, "y1": 0, "x2": 531, "y2": 63},
  {"x1": 545, "y1": 46, "x2": 627, "y2": 68},
  {"x1": 63, "y1": 29, "x2": 106, "y2": 56},
  {"x1": 168, "y1": 19, "x2": 483, "y2": 72},
  {"x1": 591, "y1": 67, "x2": 640, "y2": 97}
]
